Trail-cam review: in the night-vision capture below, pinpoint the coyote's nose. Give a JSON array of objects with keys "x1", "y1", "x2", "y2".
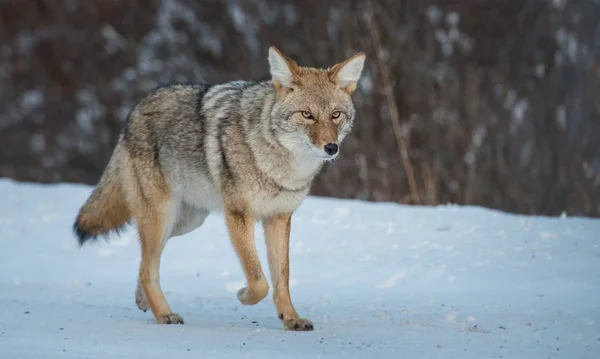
[{"x1": 324, "y1": 143, "x2": 338, "y2": 156}]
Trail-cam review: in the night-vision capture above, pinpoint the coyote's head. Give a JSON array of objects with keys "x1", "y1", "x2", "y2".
[{"x1": 268, "y1": 46, "x2": 365, "y2": 161}]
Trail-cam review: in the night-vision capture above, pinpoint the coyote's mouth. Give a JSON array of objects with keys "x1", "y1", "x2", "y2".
[{"x1": 318, "y1": 153, "x2": 339, "y2": 162}]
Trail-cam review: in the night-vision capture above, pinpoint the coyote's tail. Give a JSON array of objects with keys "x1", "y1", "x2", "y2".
[{"x1": 73, "y1": 142, "x2": 130, "y2": 245}]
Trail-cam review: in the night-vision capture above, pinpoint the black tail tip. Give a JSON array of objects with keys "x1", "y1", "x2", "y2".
[
  {"x1": 73, "y1": 221, "x2": 94, "y2": 246},
  {"x1": 73, "y1": 220, "x2": 128, "y2": 246}
]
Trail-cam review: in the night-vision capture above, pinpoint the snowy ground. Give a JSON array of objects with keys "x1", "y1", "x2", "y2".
[{"x1": 0, "y1": 178, "x2": 598, "y2": 359}]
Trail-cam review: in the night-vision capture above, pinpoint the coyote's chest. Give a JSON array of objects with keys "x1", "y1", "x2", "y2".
[
  {"x1": 241, "y1": 154, "x2": 320, "y2": 217},
  {"x1": 247, "y1": 185, "x2": 310, "y2": 218}
]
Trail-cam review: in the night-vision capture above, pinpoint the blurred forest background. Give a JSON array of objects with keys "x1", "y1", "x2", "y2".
[{"x1": 0, "y1": 0, "x2": 599, "y2": 217}]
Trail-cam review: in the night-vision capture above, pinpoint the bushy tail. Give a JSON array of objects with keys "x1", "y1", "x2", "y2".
[{"x1": 73, "y1": 142, "x2": 130, "y2": 245}]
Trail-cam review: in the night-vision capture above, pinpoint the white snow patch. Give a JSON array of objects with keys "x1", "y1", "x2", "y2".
[
  {"x1": 0, "y1": 179, "x2": 598, "y2": 358},
  {"x1": 97, "y1": 248, "x2": 113, "y2": 257},
  {"x1": 376, "y1": 271, "x2": 406, "y2": 289},
  {"x1": 334, "y1": 207, "x2": 351, "y2": 219},
  {"x1": 111, "y1": 233, "x2": 133, "y2": 247},
  {"x1": 445, "y1": 309, "x2": 458, "y2": 323},
  {"x1": 289, "y1": 278, "x2": 300, "y2": 288},
  {"x1": 226, "y1": 281, "x2": 245, "y2": 293}
]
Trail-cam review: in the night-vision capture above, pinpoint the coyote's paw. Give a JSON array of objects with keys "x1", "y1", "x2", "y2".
[
  {"x1": 135, "y1": 287, "x2": 148, "y2": 312},
  {"x1": 237, "y1": 281, "x2": 269, "y2": 305},
  {"x1": 156, "y1": 313, "x2": 184, "y2": 324},
  {"x1": 282, "y1": 317, "x2": 314, "y2": 331}
]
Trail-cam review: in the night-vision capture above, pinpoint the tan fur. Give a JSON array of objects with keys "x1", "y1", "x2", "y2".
[
  {"x1": 73, "y1": 46, "x2": 365, "y2": 330},
  {"x1": 309, "y1": 119, "x2": 339, "y2": 150},
  {"x1": 74, "y1": 141, "x2": 130, "y2": 242},
  {"x1": 224, "y1": 207, "x2": 269, "y2": 305},
  {"x1": 120, "y1": 149, "x2": 184, "y2": 324},
  {"x1": 270, "y1": 53, "x2": 362, "y2": 151},
  {"x1": 263, "y1": 213, "x2": 313, "y2": 330}
]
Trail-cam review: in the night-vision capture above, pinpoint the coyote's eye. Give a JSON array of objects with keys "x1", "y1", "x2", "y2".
[
  {"x1": 301, "y1": 111, "x2": 313, "y2": 119},
  {"x1": 331, "y1": 111, "x2": 341, "y2": 119}
]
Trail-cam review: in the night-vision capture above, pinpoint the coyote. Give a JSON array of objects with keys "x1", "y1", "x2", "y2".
[{"x1": 73, "y1": 46, "x2": 366, "y2": 331}]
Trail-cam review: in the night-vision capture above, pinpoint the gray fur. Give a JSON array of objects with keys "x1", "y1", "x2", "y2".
[{"x1": 121, "y1": 76, "x2": 356, "y2": 220}]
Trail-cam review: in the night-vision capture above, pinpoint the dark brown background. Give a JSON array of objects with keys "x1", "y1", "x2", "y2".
[{"x1": 1, "y1": 0, "x2": 599, "y2": 217}]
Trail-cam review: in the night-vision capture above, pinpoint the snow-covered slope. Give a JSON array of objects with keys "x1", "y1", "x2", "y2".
[{"x1": 0, "y1": 178, "x2": 598, "y2": 358}]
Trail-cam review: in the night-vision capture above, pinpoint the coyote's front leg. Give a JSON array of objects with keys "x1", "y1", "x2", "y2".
[
  {"x1": 225, "y1": 208, "x2": 270, "y2": 306},
  {"x1": 263, "y1": 213, "x2": 313, "y2": 331}
]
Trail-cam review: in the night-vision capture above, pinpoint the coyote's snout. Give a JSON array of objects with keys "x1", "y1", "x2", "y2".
[{"x1": 74, "y1": 46, "x2": 366, "y2": 330}]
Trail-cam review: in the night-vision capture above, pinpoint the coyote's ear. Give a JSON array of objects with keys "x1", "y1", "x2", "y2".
[
  {"x1": 329, "y1": 52, "x2": 366, "y2": 95},
  {"x1": 268, "y1": 46, "x2": 299, "y2": 93}
]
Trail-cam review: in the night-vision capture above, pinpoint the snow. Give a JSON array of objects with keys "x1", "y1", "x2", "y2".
[{"x1": 0, "y1": 178, "x2": 599, "y2": 358}]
